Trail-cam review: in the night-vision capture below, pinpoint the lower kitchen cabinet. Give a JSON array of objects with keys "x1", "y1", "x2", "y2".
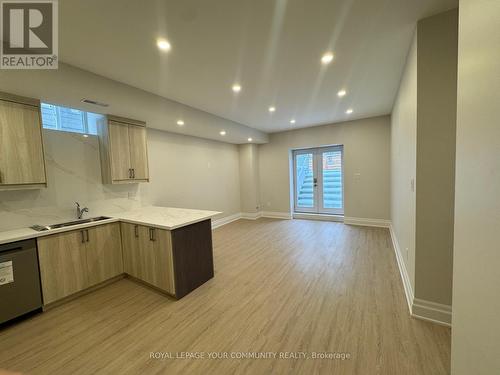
[
  {"x1": 121, "y1": 223, "x2": 175, "y2": 295},
  {"x1": 37, "y1": 223, "x2": 123, "y2": 305},
  {"x1": 121, "y1": 220, "x2": 213, "y2": 298},
  {"x1": 37, "y1": 229, "x2": 89, "y2": 304},
  {"x1": 86, "y1": 223, "x2": 123, "y2": 287}
]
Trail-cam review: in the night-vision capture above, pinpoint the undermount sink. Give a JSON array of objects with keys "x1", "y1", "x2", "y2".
[{"x1": 30, "y1": 216, "x2": 111, "y2": 232}]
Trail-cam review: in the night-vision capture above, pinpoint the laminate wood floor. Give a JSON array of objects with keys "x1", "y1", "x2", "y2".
[{"x1": 0, "y1": 219, "x2": 451, "y2": 374}]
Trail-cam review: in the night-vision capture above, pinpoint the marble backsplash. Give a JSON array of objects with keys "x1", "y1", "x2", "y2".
[{"x1": 0, "y1": 129, "x2": 149, "y2": 231}]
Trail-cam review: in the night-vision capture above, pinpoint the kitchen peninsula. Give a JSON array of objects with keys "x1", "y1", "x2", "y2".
[{"x1": 0, "y1": 206, "x2": 220, "y2": 313}]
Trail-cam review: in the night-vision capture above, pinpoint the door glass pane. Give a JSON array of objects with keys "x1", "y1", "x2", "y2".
[
  {"x1": 322, "y1": 150, "x2": 343, "y2": 209},
  {"x1": 296, "y1": 153, "x2": 314, "y2": 208}
]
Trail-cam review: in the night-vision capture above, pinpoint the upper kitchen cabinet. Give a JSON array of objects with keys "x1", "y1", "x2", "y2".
[
  {"x1": 97, "y1": 115, "x2": 149, "y2": 184},
  {"x1": 0, "y1": 92, "x2": 47, "y2": 190}
]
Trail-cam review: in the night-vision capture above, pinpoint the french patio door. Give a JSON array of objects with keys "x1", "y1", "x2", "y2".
[{"x1": 293, "y1": 146, "x2": 344, "y2": 215}]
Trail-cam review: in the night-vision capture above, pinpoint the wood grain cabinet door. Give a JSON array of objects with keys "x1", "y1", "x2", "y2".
[
  {"x1": 0, "y1": 100, "x2": 46, "y2": 185},
  {"x1": 121, "y1": 222, "x2": 147, "y2": 279},
  {"x1": 108, "y1": 121, "x2": 131, "y2": 181},
  {"x1": 37, "y1": 230, "x2": 89, "y2": 305},
  {"x1": 85, "y1": 223, "x2": 124, "y2": 286},
  {"x1": 150, "y1": 228, "x2": 175, "y2": 295},
  {"x1": 128, "y1": 125, "x2": 149, "y2": 181}
]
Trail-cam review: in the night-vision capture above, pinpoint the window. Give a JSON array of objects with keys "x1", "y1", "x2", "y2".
[{"x1": 40, "y1": 103, "x2": 104, "y2": 135}]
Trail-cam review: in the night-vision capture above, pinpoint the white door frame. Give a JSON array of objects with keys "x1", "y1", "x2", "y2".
[{"x1": 292, "y1": 145, "x2": 344, "y2": 215}]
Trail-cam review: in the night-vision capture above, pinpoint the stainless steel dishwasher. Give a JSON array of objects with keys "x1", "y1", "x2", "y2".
[{"x1": 0, "y1": 239, "x2": 42, "y2": 324}]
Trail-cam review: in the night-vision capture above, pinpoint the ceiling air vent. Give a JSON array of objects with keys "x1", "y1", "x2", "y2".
[{"x1": 81, "y1": 98, "x2": 109, "y2": 107}]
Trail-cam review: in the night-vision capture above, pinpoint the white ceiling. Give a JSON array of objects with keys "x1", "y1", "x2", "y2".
[{"x1": 59, "y1": 0, "x2": 457, "y2": 133}]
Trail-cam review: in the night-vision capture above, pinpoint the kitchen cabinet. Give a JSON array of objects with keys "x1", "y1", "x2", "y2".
[
  {"x1": 121, "y1": 222, "x2": 148, "y2": 280},
  {"x1": 37, "y1": 223, "x2": 124, "y2": 305},
  {"x1": 121, "y1": 220, "x2": 214, "y2": 298},
  {"x1": 97, "y1": 115, "x2": 149, "y2": 184},
  {"x1": 121, "y1": 223, "x2": 175, "y2": 295},
  {"x1": 0, "y1": 92, "x2": 47, "y2": 190},
  {"x1": 37, "y1": 229, "x2": 89, "y2": 304},
  {"x1": 85, "y1": 223, "x2": 123, "y2": 286}
]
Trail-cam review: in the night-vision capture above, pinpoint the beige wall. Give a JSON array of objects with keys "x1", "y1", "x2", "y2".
[
  {"x1": 144, "y1": 129, "x2": 241, "y2": 218},
  {"x1": 415, "y1": 9, "x2": 458, "y2": 306},
  {"x1": 391, "y1": 32, "x2": 417, "y2": 290},
  {"x1": 390, "y1": 9, "x2": 458, "y2": 309},
  {"x1": 238, "y1": 144, "x2": 260, "y2": 214},
  {"x1": 259, "y1": 116, "x2": 391, "y2": 219},
  {"x1": 451, "y1": 0, "x2": 500, "y2": 373}
]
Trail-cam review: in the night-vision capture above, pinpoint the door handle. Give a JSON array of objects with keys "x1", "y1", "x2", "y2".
[
  {"x1": 313, "y1": 177, "x2": 318, "y2": 187},
  {"x1": 134, "y1": 225, "x2": 139, "y2": 238}
]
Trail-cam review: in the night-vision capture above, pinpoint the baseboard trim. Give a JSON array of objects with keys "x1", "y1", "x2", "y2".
[
  {"x1": 389, "y1": 224, "x2": 452, "y2": 327},
  {"x1": 211, "y1": 213, "x2": 241, "y2": 229},
  {"x1": 241, "y1": 212, "x2": 262, "y2": 220},
  {"x1": 261, "y1": 211, "x2": 292, "y2": 219},
  {"x1": 212, "y1": 211, "x2": 291, "y2": 228},
  {"x1": 389, "y1": 224, "x2": 414, "y2": 314},
  {"x1": 293, "y1": 213, "x2": 344, "y2": 222},
  {"x1": 412, "y1": 298, "x2": 452, "y2": 327},
  {"x1": 344, "y1": 217, "x2": 391, "y2": 228}
]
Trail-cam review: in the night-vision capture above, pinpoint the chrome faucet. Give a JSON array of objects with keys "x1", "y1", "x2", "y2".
[{"x1": 75, "y1": 202, "x2": 89, "y2": 220}]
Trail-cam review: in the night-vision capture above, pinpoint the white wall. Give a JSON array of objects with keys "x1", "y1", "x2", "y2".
[
  {"x1": 238, "y1": 144, "x2": 260, "y2": 214},
  {"x1": 451, "y1": 0, "x2": 500, "y2": 373},
  {"x1": 143, "y1": 129, "x2": 241, "y2": 217},
  {"x1": 259, "y1": 116, "x2": 391, "y2": 219},
  {"x1": 391, "y1": 32, "x2": 417, "y2": 291},
  {"x1": 415, "y1": 9, "x2": 457, "y2": 307},
  {"x1": 390, "y1": 9, "x2": 458, "y2": 315},
  {"x1": 0, "y1": 128, "x2": 241, "y2": 231}
]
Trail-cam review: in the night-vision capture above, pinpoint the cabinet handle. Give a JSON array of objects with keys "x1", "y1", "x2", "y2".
[
  {"x1": 81, "y1": 230, "x2": 85, "y2": 243},
  {"x1": 134, "y1": 225, "x2": 139, "y2": 238},
  {"x1": 149, "y1": 227, "x2": 156, "y2": 241},
  {"x1": 86, "y1": 229, "x2": 90, "y2": 242},
  {"x1": 128, "y1": 168, "x2": 133, "y2": 179},
  {"x1": 132, "y1": 168, "x2": 135, "y2": 179}
]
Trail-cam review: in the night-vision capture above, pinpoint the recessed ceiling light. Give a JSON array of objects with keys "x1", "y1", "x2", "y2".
[
  {"x1": 220, "y1": 130, "x2": 226, "y2": 136},
  {"x1": 177, "y1": 120, "x2": 184, "y2": 126},
  {"x1": 321, "y1": 52, "x2": 334, "y2": 65},
  {"x1": 346, "y1": 108, "x2": 353, "y2": 114},
  {"x1": 337, "y1": 89, "x2": 347, "y2": 97},
  {"x1": 232, "y1": 84, "x2": 241, "y2": 93},
  {"x1": 248, "y1": 137, "x2": 253, "y2": 142},
  {"x1": 157, "y1": 38, "x2": 171, "y2": 51},
  {"x1": 269, "y1": 106, "x2": 276, "y2": 112},
  {"x1": 290, "y1": 119, "x2": 296, "y2": 124}
]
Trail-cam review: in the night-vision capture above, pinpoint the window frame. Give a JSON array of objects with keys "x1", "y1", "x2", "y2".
[{"x1": 41, "y1": 102, "x2": 93, "y2": 135}]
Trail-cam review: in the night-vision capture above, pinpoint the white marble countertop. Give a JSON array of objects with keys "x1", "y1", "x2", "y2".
[
  {"x1": 0, "y1": 206, "x2": 220, "y2": 245},
  {"x1": 115, "y1": 206, "x2": 220, "y2": 230}
]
